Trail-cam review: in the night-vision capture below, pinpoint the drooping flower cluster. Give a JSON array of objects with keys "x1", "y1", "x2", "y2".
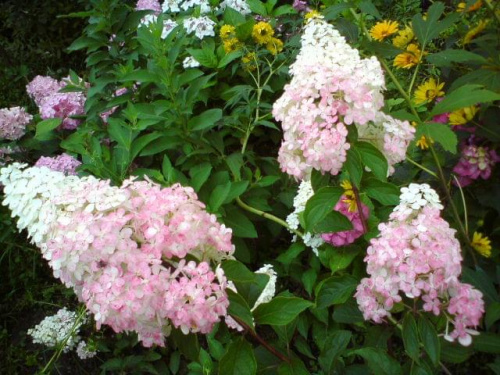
[
  {"x1": 0, "y1": 106, "x2": 33, "y2": 140},
  {"x1": 355, "y1": 183, "x2": 484, "y2": 346},
  {"x1": 35, "y1": 153, "x2": 81, "y2": 175},
  {"x1": 273, "y1": 17, "x2": 414, "y2": 180},
  {"x1": 453, "y1": 140, "x2": 499, "y2": 187},
  {"x1": 1, "y1": 163, "x2": 234, "y2": 347},
  {"x1": 27, "y1": 308, "x2": 85, "y2": 353},
  {"x1": 26, "y1": 75, "x2": 86, "y2": 130}
]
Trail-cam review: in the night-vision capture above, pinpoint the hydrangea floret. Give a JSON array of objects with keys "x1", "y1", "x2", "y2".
[
  {"x1": 355, "y1": 183, "x2": 484, "y2": 346},
  {"x1": 0, "y1": 106, "x2": 33, "y2": 140}
]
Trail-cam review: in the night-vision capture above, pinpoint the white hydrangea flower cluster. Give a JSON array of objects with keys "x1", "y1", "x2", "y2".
[
  {"x1": 183, "y1": 56, "x2": 201, "y2": 68},
  {"x1": 183, "y1": 16, "x2": 216, "y2": 39},
  {"x1": 76, "y1": 341, "x2": 97, "y2": 360},
  {"x1": 394, "y1": 183, "x2": 444, "y2": 215},
  {"x1": 286, "y1": 180, "x2": 324, "y2": 255},
  {"x1": 219, "y1": 0, "x2": 251, "y2": 15},
  {"x1": 27, "y1": 308, "x2": 84, "y2": 353}
]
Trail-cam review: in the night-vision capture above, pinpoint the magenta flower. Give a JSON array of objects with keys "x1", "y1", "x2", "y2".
[{"x1": 453, "y1": 140, "x2": 499, "y2": 187}]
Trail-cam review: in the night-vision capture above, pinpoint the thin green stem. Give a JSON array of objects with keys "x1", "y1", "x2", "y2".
[
  {"x1": 429, "y1": 145, "x2": 477, "y2": 266},
  {"x1": 236, "y1": 197, "x2": 304, "y2": 238},
  {"x1": 407, "y1": 44, "x2": 425, "y2": 96},
  {"x1": 406, "y1": 156, "x2": 438, "y2": 178},
  {"x1": 452, "y1": 175, "x2": 469, "y2": 236}
]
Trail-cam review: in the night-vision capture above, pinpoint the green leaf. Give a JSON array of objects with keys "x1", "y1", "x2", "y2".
[
  {"x1": 329, "y1": 247, "x2": 361, "y2": 274},
  {"x1": 364, "y1": 179, "x2": 400, "y2": 205},
  {"x1": 219, "y1": 338, "x2": 257, "y2": 375},
  {"x1": 319, "y1": 330, "x2": 352, "y2": 373},
  {"x1": 418, "y1": 316, "x2": 440, "y2": 365},
  {"x1": 486, "y1": 302, "x2": 500, "y2": 330},
  {"x1": 108, "y1": 118, "x2": 134, "y2": 149},
  {"x1": 412, "y1": 2, "x2": 448, "y2": 46},
  {"x1": 402, "y1": 313, "x2": 420, "y2": 362},
  {"x1": 190, "y1": 163, "x2": 212, "y2": 191},
  {"x1": 223, "y1": 6, "x2": 246, "y2": 25},
  {"x1": 301, "y1": 269, "x2": 317, "y2": 295},
  {"x1": 303, "y1": 187, "x2": 344, "y2": 231},
  {"x1": 473, "y1": 333, "x2": 500, "y2": 354},
  {"x1": 224, "y1": 206, "x2": 258, "y2": 238},
  {"x1": 324, "y1": 2, "x2": 354, "y2": 20},
  {"x1": 462, "y1": 266, "x2": 500, "y2": 304},
  {"x1": 315, "y1": 275, "x2": 358, "y2": 309},
  {"x1": 364, "y1": 41, "x2": 402, "y2": 58},
  {"x1": 224, "y1": 181, "x2": 249, "y2": 203},
  {"x1": 186, "y1": 47, "x2": 217, "y2": 68},
  {"x1": 415, "y1": 123, "x2": 457, "y2": 154},
  {"x1": 349, "y1": 348, "x2": 402, "y2": 375},
  {"x1": 162, "y1": 155, "x2": 174, "y2": 183},
  {"x1": 333, "y1": 300, "x2": 364, "y2": 324},
  {"x1": 218, "y1": 50, "x2": 243, "y2": 68},
  {"x1": 427, "y1": 50, "x2": 488, "y2": 67},
  {"x1": 253, "y1": 297, "x2": 313, "y2": 326},
  {"x1": 170, "y1": 330, "x2": 200, "y2": 362},
  {"x1": 130, "y1": 132, "x2": 162, "y2": 160},
  {"x1": 359, "y1": 0, "x2": 381, "y2": 19},
  {"x1": 209, "y1": 181, "x2": 231, "y2": 211},
  {"x1": 225, "y1": 153, "x2": 243, "y2": 180},
  {"x1": 277, "y1": 242, "x2": 306, "y2": 266},
  {"x1": 246, "y1": 0, "x2": 267, "y2": 15},
  {"x1": 227, "y1": 289, "x2": 255, "y2": 329},
  {"x1": 313, "y1": 211, "x2": 353, "y2": 234},
  {"x1": 222, "y1": 260, "x2": 257, "y2": 283},
  {"x1": 35, "y1": 118, "x2": 62, "y2": 140},
  {"x1": 429, "y1": 84, "x2": 500, "y2": 117},
  {"x1": 345, "y1": 148, "x2": 363, "y2": 187},
  {"x1": 356, "y1": 141, "x2": 388, "y2": 181},
  {"x1": 440, "y1": 339, "x2": 473, "y2": 364},
  {"x1": 278, "y1": 357, "x2": 309, "y2": 375},
  {"x1": 188, "y1": 109, "x2": 222, "y2": 131},
  {"x1": 119, "y1": 69, "x2": 158, "y2": 83}
]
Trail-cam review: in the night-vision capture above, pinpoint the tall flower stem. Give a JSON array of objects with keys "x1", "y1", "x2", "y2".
[{"x1": 236, "y1": 197, "x2": 304, "y2": 238}]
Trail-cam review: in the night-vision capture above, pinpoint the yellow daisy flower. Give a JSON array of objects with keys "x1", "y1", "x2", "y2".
[
  {"x1": 266, "y1": 37, "x2": 284, "y2": 55},
  {"x1": 393, "y1": 43, "x2": 423, "y2": 69},
  {"x1": 305, "y1": 10, "x2": 322, "y2": 20},
  {"x1": 457, "y1": 0, "x2": 483, "y2": 12},
  {"x1": 416, "y1": 135, "x2": 432, "y2": 150},
  {"x1": 414, "y1": 78, "x2": 445, "y2": 105},
  {"x1": 223, "y1": 37, "x2": 242, "y2": 53},
  {"x1": 220, "y1": 24, "x2": 236, "y2": 40},
  {"x1": 252, "y1": 22, "x2": 274, "y2": 45},
  {"x1": 370, "y1": 20, "x2": 399, "y2": 42},
  {"x1": 449, "y1": 106, "x2": 478, "y2": 125},
  {"x1": 463, "y1": 19, "x2": 489, "y2": 45},
  {"x1": 471, "y1": 232, "x2": 492, "y2": 257},
  {"x1": 393, "y1": 25, "x2": 414, "y2": 49},
  {"x1": 340, "y1": 180, "x2": 357, "y2": 212}
]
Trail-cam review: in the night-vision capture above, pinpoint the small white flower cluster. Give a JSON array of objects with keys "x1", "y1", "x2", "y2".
[
  {"x1": 27, "y1": 308, "x2": 83, "y2": 353},
  {"x1": 219, "y1": 0, "x2": 251, "y2": 15},
  {"x1": 183, "y1": 16, "x2": 216, "y2": 39},
  {"x1": 76, "y1": 341, "x2": 97, "y2": 360},
  {"x1": 286, "y1": 180, "x2": 324, "y2": 255},
  {"x1": 252, "y1": 264, "x2": 278, "y2": 310},
  {"x1": 139, "y1": 16, "x2": 178, "y2": 39},
  {"x1": 183, "y1": 56, "x2": 201, "y2": 68},
  {"x1": 395, "y1": 183, "x2": 444, "y2": 215},
  {"x1": 225, "y1": 264, "x2": 278, "y2": 330}
]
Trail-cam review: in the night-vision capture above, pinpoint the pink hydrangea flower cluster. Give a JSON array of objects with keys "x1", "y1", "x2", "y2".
[
  {"x1": 35, "y1": 153, "x2": 81, "y2": 175},
  {"x1": 321, "y1": 196, "x2": 369, "y2": 247},
  {"x1": 355, "y1": 183, "x2": 484, "y2": 346},
  {"x1": 26, "y1": 75, "x2": 85, "y2": 130},
  {"x1": 136, "y1": 0, "x2": 161, "y2": 13},
  {"x1": 0, "y1": 163, "x2": 234, "y2": 347},
  {"x1": 0, "y1": 106, "x2": 33, "y2": 140},
  {"x1": 453, "y1": 139, "x2": 499, "y2": 187},
  {"x1": 272, "y1": 17, "x2": 414, "y2": 180}
]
